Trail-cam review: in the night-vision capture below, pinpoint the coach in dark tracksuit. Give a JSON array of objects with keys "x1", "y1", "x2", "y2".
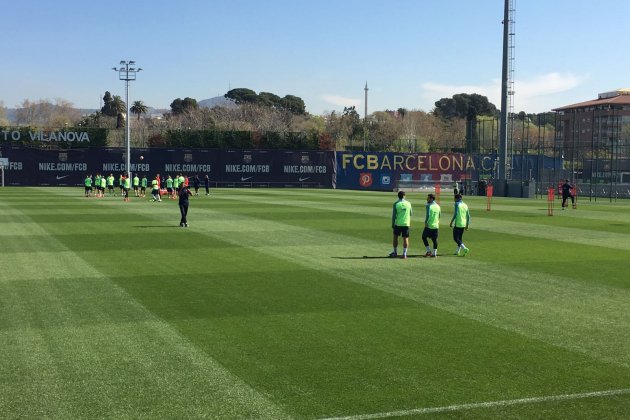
[
  {"x1": 561, "y1": 179, "x2": 575, "y2": 209},
  {"x1": 178, "y1": 184, "x2": 192, "y2": 227},
  {"x1": 204, "y1": 174, "x2": 210, "y2": 196}
]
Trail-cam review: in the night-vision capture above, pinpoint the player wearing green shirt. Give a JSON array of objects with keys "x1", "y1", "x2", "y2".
[
  {"x1": 166, "y1": 175, "x2": 174, "y2": 199},
  {"x1": 172, "y1": 175, "x2": 180, "y2": 199},
  {"x1": 100, "y1": 175, "x2": 107, "y2": 198},
  {"x1": 107, "y1": 174, "x2": 115, "y2": 195},
  {"x1": 449, "y1": 194, "x2": 470, "y2": 256},
  {"x1": 141, "y1": 175, "x2": 148, "y2": 197},
  {"x1": 389, "y1": 191, "x2": 412, "y2": 259},
  {"x1": 118, "y1": 174, "x2": 125, "y2": 196},
  {"x1": 133, "y1": 175, "x2": 140, "y2": 197},
  {"x1": 123, "y1": 176, "x2": 131, "y2": 202},
  {"x1": 84, "y1": 175, "x2": 92, "y2": 197},
  {"x1": 422, "y1": 193, "x2": 441, "y2": 257},
  {"x1": 151, "y1": 176, "x2": 161, "y2": 202},
  {"x1": 94, "y1": 174, "x2": 101, "y2": 197}
]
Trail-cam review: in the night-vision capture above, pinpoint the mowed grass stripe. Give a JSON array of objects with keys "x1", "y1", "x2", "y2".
[
  {"x1": 0, "y1": 191, "x2": 291, "y2": 418},
  {"x1": 193, "y1": 191, "x2": 630, "y2": 368},
  {"x1": 215, "y1": 191, "x2": 630, "y2": 290},
  {"x1": 248, "y1": 245, "x2": 630, "y2": 370},
  {"x1": 215, "y1": 190, "x2": 630, "y2": 250},
  {"x1": 1, "y1": 321, "x2": 291, "y2": 418},
  {"x1": 64, "y1": 187, "x2": 630, "y2": 369},
  {"x1": 321, "y1": 388, "x2": 630, "y2": 419},
  {"x1": 65, "y1": 188, "x2": 630, "y2": 415},
  {"x1": 473, "y1": 218, "x2": 630, "y2": 250},
  {"x1": 14, "y1": 188, "x2": 630, "y2": 417}
]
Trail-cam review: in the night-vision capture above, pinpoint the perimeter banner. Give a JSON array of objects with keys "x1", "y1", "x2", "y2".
[
  {"x1": 218, "y1": 150, "x2": 333, "y2": 185},
  {"x1": 0, "y1": 147, "x2": 335, "y2": 187},
  {"x1": 335, "y1": 151, "x2": 497, "y2": 190}
]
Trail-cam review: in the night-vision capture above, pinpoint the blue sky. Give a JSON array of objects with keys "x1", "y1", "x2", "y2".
[{"x1": 3, "y1": 0, "x2": 630, "y2": 115}]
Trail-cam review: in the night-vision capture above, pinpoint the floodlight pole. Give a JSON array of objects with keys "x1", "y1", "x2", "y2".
[
  {"x1": 113, "y1": 60, "x2": 142, "y2": 181},
  {"x1": 364, "y1": 82, "x2": 368, "y2": 151},
  {"x1": 499, "y1": 0, "x2": 516, "y2": 186}
]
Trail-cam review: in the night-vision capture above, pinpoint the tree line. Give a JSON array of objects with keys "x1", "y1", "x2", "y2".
[{"x1": 1, "y1": 91, "x2": 557, "y2": 153}]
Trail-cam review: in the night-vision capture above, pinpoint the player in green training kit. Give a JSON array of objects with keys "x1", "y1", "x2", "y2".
[
  {"x1": 84, "y1": 174, "x2": 92, "y2": 197},
  {"x1": 133, "y1": 174, "x2": 140, "y2": 197},
  {"x1": 422, "y1": 193, "x2": 441, "y2": 257},
  {"x1": 123, "y1": 175, "x2": 131, "y2": 202},
  {"x1": 166, "y1": 175, "x2": 174, "y2": 199},
  {"x1": 107, "y1": 174, "x2": 115, "y2": 196},
  {"x1": 172, "y1": 175, "x2": 179, "y2": 199},
  {"x1": 118, "y1": 173, "x2": 125, "y2": 196},
  {"x1": 151, "y1": 176, "x2": 161, "y2": 202},
  {"x1": 449, "y1": 194, "x2": 470, "y2": 256},
  {"x1": 94, "y1": 174, "x2": 101, "y2": 197},
  {"x1": 140, "y1": 174, "x2": 147, "y2": 197},
  {"x1": 389, "y1": 190, "x2": 412, "y2": 259},
  {"x1": 100, "y1": 174, "x2": 106, "y2": 198}
]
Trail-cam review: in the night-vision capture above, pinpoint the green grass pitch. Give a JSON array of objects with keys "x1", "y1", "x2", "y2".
[{"x1": 0, "y1": 187, "x2": 629, "y2": 419}]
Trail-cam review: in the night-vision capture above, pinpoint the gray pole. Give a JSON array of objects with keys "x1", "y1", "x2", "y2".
[
  {"x1": 125, "y1": 71, "x2": 131, "y2": 182},
  {"x1": 364, "y1": 81, "x2": 368, "y2": 120},
  {"x1": 498, "y1": 0, "x2": 510, "y2": 181},
  {"x1": 364, "y1": 82, "x2": 368, "y2": 151},
  {"x1": 113, "y1": 60, "x2": 142, "y2": 183}
]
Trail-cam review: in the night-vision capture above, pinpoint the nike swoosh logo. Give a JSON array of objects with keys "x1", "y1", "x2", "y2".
[
  {"x1": 298, "y1": 177, "x2": 310, "y2": 182},
  {"x1": 56, "y1": 175, "x2": 70, "y2": 180},
  {"x1": 241, "y1": 176, "x2": 253, "y2": 181}
]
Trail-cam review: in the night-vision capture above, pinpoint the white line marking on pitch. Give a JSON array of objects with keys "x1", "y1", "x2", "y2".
[{"x1": 320, "y1": 388, "x2": 630, "y2": 420}]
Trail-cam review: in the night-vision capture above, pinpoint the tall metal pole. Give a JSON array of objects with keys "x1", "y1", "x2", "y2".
[
  {"x1": 113, "y1": 60, "x2": 142, "y2": 182},
  {"x1": 364, "y1": 81, "x2": 368, "y2": 151},
  {"x1": 498, "y1": 0, "x2": 510, "y2": 181},
  {"x1": 125, "y1": 77, "x2": 130, "y2": 182}
]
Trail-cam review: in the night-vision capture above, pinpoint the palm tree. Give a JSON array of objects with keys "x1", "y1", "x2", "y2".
[
  {"x1": 130, "y1": 100, "x2": 148, "y2": 120},
  {"x1": 112, "y1": 95, "x2": 126, "y2": 113},
  {"x1": 110, "y1": 95, "x2": 127, "y2": 128}
]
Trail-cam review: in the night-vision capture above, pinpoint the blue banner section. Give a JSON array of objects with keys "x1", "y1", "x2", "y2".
[
  {"x1": 0, "y1": 146, "x2": 335, "y2": 187},
  {"x1": 335, "y1": 151, "x2": 499, "y2": 190},
  {"x1": 335, "y1": 151, "x2": 565, "y2": 190},
  {"x1": 0, "y1": 146, "x2": 562, "y2": 189}
]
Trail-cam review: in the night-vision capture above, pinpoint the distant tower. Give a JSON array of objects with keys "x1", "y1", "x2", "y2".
[{"x1": 364, "y1": 82, "x2": 368, "y2": 120}]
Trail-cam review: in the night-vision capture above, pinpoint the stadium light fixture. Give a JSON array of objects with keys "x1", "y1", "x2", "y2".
[{"x1": 112, "y1": 60, "x2": 142, "y2": 182}]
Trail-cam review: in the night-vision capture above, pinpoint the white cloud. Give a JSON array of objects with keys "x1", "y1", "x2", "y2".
[
  {"x1": 322, "y1": 94, "x2": 360, "y2": 109},
  {"x1": 516, "y1": 72, "x2": 587, "y2": 96},
  {"x1": 421, "y1": 72, "x2": 589, "y2": 113}
]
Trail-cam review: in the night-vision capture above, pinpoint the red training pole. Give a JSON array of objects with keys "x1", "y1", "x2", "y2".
[
  {"x1": 547, "y1": 187, "x2": 555, "y2": 216},
  {"x1": 486, "y1": 185, "x2": 493, "y2": 211}
]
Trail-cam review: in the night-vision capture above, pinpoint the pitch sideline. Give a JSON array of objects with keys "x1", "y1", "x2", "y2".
[{"x1": 320, "y1": 388, "x2": 630, "y2": 419}]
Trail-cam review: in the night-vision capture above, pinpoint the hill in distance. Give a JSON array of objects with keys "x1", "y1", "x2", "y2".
[{"x1": 198, "y1": 96, "x2": 237, "y2": 109}]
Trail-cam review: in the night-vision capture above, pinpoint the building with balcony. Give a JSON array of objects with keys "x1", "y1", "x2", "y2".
[{"x1": 553, "y1": 89, "x2": 630, "y2": 183}]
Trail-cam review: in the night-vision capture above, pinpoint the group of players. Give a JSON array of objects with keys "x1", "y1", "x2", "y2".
[
  {"x1": 389, "y1": 188, "x2": 471, "y2": 259},
  {"x1": 83, "y1": 173, "x2": 211, "y2": 201}
]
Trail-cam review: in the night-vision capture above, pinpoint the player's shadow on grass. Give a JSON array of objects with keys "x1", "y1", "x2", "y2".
[
  {"x1": 334, "y1": 254, "x2": 435, "y2": 259},
  {"x1": 135, "y1": 225, "x2": 182, "y2": 228}
]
